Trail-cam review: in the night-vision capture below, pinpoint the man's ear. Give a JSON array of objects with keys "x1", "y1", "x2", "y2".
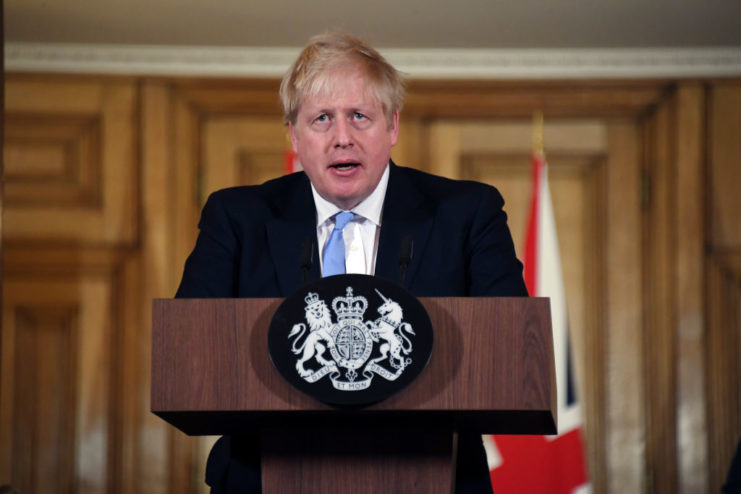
[
  {"x1": 289, "y1": 121, "x2": 299, "y2": 153},
  {"x1": 389, "y1": 110, "x2": 400, "y2": 147}
]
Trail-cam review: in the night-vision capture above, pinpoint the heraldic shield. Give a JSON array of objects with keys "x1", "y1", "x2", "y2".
[{"x1": 268, "y1": 274, "x2": 434, "y2": 406}]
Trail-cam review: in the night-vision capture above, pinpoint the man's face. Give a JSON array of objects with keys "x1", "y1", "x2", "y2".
[{"x1": 290, "y1": 67, "x2": 399, "y2": 211}]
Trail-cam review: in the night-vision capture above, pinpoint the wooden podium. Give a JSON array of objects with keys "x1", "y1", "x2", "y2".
[{"x1": 151, "y1": 297, "x2": 556, "y2": 493}]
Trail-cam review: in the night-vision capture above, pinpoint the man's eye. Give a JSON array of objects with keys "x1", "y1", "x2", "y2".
[
  {"x1": 353, "y1": 112, "x2": 366, "y2": 120},
  {"x1": 315, "y1": 114, "x2": 328, "y2": 122}
]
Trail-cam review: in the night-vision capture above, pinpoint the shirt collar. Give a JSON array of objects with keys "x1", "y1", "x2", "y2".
[{"x1": 311, "y1": 163, "x2": 389, "y2": 227}]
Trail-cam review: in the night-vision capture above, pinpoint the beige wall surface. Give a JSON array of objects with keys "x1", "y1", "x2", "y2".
[{"x1": 2, "y1": 74, "x2": 740, "y2": 494}]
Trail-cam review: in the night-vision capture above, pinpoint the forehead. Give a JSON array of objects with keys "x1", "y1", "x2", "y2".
[{"x1": 300, "y1": 67, "x2": 381, "y2": 111}]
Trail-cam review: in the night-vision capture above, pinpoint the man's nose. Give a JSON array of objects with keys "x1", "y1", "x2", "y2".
[{"x1": 333, "y1": 119, "x2": 353, "y2": 148}]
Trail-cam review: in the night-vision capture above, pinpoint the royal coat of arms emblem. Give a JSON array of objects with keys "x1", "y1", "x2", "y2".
[
  {"x1": 268, "y1": 274, "x2": 433, "y2": 406},
  {"x1": 288, "y1": 287, "x2": 416, "y2": 391}
]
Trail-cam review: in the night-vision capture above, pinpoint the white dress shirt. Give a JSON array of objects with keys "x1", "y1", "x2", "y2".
[{"x1": 312, "y1": 164, "x2": 389, "y2": 275}]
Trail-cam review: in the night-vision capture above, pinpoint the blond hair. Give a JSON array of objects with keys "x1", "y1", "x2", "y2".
[{"x1": 280, "y1": 32, "x2": 405, "y2": 128}]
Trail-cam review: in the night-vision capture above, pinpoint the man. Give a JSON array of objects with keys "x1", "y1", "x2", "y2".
[
  {"x1": 724, "y1": 438, "x2": 741, "y2": 493},
  {"x1": 177, "y1": 32, "x2": 528, "y2": 493}
]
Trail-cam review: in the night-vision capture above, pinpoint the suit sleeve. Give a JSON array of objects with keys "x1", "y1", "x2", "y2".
[
  {"x1": 467, "y1": 186, "x2": 529, "y2": 297},
  {"x1": 175, "y1": 192, "x2": 240, "y2": 298}
]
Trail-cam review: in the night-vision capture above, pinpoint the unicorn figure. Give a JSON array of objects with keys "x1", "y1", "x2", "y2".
[{"x1": 367, "y1": 289, "x2": 415, "y2": 370}]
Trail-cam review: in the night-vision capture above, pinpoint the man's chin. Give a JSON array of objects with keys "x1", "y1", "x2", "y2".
[{"x1": 325, "y1": 190, "x2": 367, "y2": 211}]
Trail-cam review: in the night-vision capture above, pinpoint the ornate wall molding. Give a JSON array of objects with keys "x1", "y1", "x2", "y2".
[{"x1": 6, "y1": 42, "x2": 741, "y2": 79}]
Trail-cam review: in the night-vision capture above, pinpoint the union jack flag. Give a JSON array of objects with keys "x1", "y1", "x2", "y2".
[{"x1": 486, "y1": 151, "x2": 591, "y2": 494}]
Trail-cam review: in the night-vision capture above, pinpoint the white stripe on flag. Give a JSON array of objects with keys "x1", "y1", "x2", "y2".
[{"x1": 537, "y1": 164, "x2": 581, "y2": 434}]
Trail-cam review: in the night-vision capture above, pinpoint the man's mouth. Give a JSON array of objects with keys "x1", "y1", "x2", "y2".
[{"x1": 330, "y1": 162, "x2": 360, "y2": 171}]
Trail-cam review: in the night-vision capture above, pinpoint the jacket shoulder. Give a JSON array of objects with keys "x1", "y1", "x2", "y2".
[
  {"x1": 205, "y1": 172, "x2": 310, "y2": 212},
  {"x1": 393, "y1": 165, "x2": 503, "y2": 203}
]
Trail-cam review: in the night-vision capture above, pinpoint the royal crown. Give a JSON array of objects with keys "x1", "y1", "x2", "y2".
[
  {"x1": 304, "y1": 292, "x2": 321, "y2": 306},
  {"x1": 332, "y1": 287, "x2": 368, "y2": 320}
]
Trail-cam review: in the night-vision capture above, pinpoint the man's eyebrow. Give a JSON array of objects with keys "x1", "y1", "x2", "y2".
[{"x1": 348, "y1": 105, "x2": 375, "y2": 113}]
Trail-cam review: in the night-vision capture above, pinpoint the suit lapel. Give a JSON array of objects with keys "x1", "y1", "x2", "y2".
[
  {"x1": 375, "y1": 164, "x2": 433, "y2": 288},
  {"x1": 265, "y1": 174, "x2": 321, "y2": 296}
]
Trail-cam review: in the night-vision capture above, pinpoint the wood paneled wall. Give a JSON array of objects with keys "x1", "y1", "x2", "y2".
[
  {"x1": 706, "y1": 82, "x2": 741, "y2": 493},
  {"x1": 1, "y1": 74, "x2": 740, "y2": 494}
]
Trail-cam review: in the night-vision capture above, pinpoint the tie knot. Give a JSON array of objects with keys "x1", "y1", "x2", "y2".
[{"x1": 333, "y1": 211, "x2": 355, "y2": 231}]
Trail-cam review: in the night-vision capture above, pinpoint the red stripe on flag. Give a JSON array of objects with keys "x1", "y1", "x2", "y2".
[
  {"x1": 523, "y1": 153, "x2": 544, "y2": 296},
  {"x1": 489, "y1": 430, "x2": 588, "y2": 494}
]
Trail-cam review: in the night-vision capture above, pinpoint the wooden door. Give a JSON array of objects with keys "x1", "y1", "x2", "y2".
[{"x1": 1, "y1": 76, "x2": 139, "y2": 494}]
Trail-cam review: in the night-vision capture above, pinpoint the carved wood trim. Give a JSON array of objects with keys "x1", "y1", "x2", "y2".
[
  {"x1": 583, "y1": 157, "x2": 608, "y2": 493},
  {"x1": 706, "y1": 257, "x2": 741, "y2": 492},
  {"x1": 1, "y1": 242, "x2": 137, "y2": 493},
  {"x1": 604, "y1": 121, "x2": 645, "y2": 493},
  {"x1": 4, "y1": 114, "x2": 103, "y2": 208},
  {"x1": 4, "y1": 75, "x2": 138, "y2": 245},
  {"x1": 673, "y1": 84, "x2": 708, "y2": 493},
  {"x1": 641, "y1": 91, "x2": 679, "y2": 493},
  {"x1": 12, "y1": 306, "x2": 79, "y2": 493},
  {"x1": 147, "y1": 77, "x2": 679, "y2": 121},
  {"x1": 706, "y1": 81, "x2": 741, "y2": 492},
  {"x1": 7, "y1": 43, "x2": 741, "y2": 79}
]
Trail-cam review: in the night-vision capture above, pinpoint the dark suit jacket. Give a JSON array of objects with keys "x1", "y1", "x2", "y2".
[{"x1": 176, "y1": 162, "x2": 528, "y2": 493}]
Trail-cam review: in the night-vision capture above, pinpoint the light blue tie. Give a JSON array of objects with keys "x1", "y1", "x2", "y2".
[{"x1": 322, "y1": 211, "x2": 355, "y2": 277}]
